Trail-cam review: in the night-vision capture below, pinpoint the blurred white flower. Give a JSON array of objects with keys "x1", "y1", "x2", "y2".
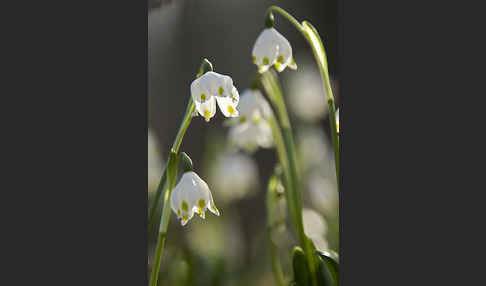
[
  {"x1": 210, "y1": 152, "x2": 259, "y2": 202},
  {"x1": 148, "y1": 129, "x2": 164, "y2": 195},
  {"x1": 227, "y1": 89, "x2": 273, "y2": 152},
  {"x1": 191, "y1": 71, "x2": 240, "y2": 122},
  {"x1": 296, "y1": 127, "x2": 333, "y2": 175},
  {"x1": 286, "y1": 60, "x2": 328, "y2": 122},
  {"x1": 307, "y1": 172, "x2": 338, "y2": 216},
  {"x1": 303, "y1": 208, "x2": 327, "y2": 236},
  {"x1": 336, "y1": 108, "x2": 339, "y2": 133},
  {"x1": 170, "y1": 171, "x2": 220, "y2": 226},
  {"x1": 252, "y1": 28, "x2": 297, "y2": 73},
  {"x1": 302, "y1": 208, "x2": 329, "y2": 251},
  {"x1": 186, "y1": 216, "x2": 244, "y2": 263}
]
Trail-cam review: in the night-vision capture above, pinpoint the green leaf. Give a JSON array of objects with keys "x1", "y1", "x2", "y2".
[
  {"x1": 292, "y1": 246, "x2": 311, "y2": 286},
  {"x1": 315, "y1": 250, "x2": 339, "y2": 286},
  {"x1": 167, "y1": 149, "x2": 180, "y2": 190},
  {"x1": 301, "y1": 21, "x2": 329, "y2": 71}
]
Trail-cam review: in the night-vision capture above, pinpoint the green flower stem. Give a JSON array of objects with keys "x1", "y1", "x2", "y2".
[
  {"x1": 267, "y1": 6, "x2": 340, "y2": 188},
  {"x1": 302, "y1": 20, "x2": 340, "y2": 186},
  {"x1": 148, "y1": 167, "x2": 166, "y2": 232},
  {"x1": 149, "y1": 99, "x2": 195, "y2": 286},
  {"x1": 148, "y1": 95, "x2": 197, "y2": 232},
  {"x1": 266, "y1": 166, "x2": 286, "y2": 286},
  {"x1": 266, "y1": 6, "x2": 305, "y2": 34},
  {"x1": 267, "y1": 114, "x2": 296, "y2": 228},
  {"x1": 260, "y1": 70, "x2": 317, "y2": 286}
]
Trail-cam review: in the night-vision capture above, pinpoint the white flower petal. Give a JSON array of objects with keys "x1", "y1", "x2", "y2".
[
  {"x1": 256, "y1": 121, "x2": 274, "y2": 148},
  {"x1": 170, "y1": 171, "x2": 219, "y2": 226},
  {"x1": 252, "y1": 28, "x2": 296, "y2": 73},
  {"x1": 180, "y1": 177, "x2": 196, "y2": 224},
  {"x1": 170, "y1": 182, "x2": 182, "y2": 218},
  {"x1": 288, "y1": 57, "x2": 297, "y2": 70},
  {"x1": 229, "y1": 122, "x2": 253, "y2": 150},
  {"x1": 274, "y1": 30, "x2": 293, "y2": 72},
  {"x1": 191, "y1": 77, "x2": 210, "y2": 103},
  {"x1": 238, "y1": 89, "x2": 272, "y2": 119},
  {"x1": 189, "y1": 171, "x2": 219, "y2": 217},
  {"x1": 252, "y1": 28, "x2": 279, "y2": 73},
  {"x1": 207, "y1": 186, "x2": 220, "y2": 216},
  {"x1": 227, "y1": 90, "x2": 274, "y2": 151},
  {"x1": 229, "y1": 86, "x2": 240, "y2": 106},
  {"x1": 200, "y1": 71, "x2": 233, "y2": 98},
  {"x1": 189, "y1": 173, "x2": 210, "y2": 219},
  {"x1": 195, "y1": 96, "x2": 216, "y2": 122},
  {"x1": 216, "y1": 96, "x2": 239, "y2": 118},
  {"x1": 171, "y1": 174, "x2": 194, "y2": 224},
  {"x1": 258, "y1": 64, "x2": 271, "y2": 74},
  {"x1": 228, "y1": 119, "x2": 273, "y2": 152}
]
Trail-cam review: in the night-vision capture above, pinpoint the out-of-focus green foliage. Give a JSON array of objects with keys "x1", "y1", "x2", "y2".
[{"x1": 292, "y1": 246, "x2": 311, "y2": 286}]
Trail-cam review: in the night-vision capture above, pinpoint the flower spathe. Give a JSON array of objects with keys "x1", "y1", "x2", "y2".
[
  {"x1": 227, "y1": 89, "x2": 274, "y2": 152},
  {"x1": 190, "y1": 71, "x2": 240, "y2": 122},
  {"x1": 252, "y1": 28, "x2": 297, "y2": 73},
  {"x1": 170, "y1": 171, "x2": 220, "y2": 226}
]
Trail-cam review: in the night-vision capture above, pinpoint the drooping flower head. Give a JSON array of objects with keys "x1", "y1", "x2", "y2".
[
  {"x1": 227, "y1": 89, "x2": 274, "y2": 152},
  {"x1": 252, "y1": 28, "x2": 297, "y2": 73},
  {"x1": 170, "y1": 171, "x2": 220, "y2": 226},
  {"x1": 191, "y1": 71, "x2": 240, "y2": 122}
]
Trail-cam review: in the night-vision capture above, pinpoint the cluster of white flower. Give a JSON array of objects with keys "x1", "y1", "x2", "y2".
[
  {"x1": 170, "y1": 27, "x2": 299, "y2": 226},
  {"x1": 168, "y1": 21, "x2": 337, "y2": 229}
]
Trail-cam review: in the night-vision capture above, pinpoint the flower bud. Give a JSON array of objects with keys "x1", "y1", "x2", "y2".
[
  {"x1": 179, "y1": 152, "x2": 193, "y2": 173},
  {"x1": 198, "y1": 58, "x2": 214, "y2": 77},
  {"x1": 265, "y1": 11, "x2": 274, "y2": 28}
]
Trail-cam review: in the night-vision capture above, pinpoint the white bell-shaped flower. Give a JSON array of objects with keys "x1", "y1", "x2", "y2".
[
  {"x1": 252, "y1": 28, "x2": 297, "y2": 73},
  {"x1": 170, "y1": 171, "x2": 220, "y2": 226},
  {"x1": 191, "y1": 71, "x2": 240, "y2": 122},
  {"x1": 227, "y1": 89, "x2": 274, "y2": 152}
]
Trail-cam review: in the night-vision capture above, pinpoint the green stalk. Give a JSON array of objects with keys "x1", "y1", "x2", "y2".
[
  {"x1": 267, "y1": 114, "x2": 296, "y2": 228},
  {"x1": 302, "y1": 20, "x2": 340, "y2": 186},
  {"x1": 148, "y1": 93, "x2": 198, "y2": 231},
  {"x1": 149, "y1": 58, "x2": 213, "y2": 286},
  {"x1": 149, "y1": 99, "x2": 195, "y2": 286},
  {"x1": 148, "y1": 167, "x2": 166, "y2": 232},
  {"x1": 266, "y1": 6, "x2": 340, "y2": 188},
  {"x1": 266, "y1": 166, "x2": 286, "y2": 286},
  {"x1": 260, "y1": 71, "x2": 317, "y2": 286}
]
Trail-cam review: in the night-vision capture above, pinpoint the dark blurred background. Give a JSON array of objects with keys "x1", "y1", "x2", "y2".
[{"x1": 148, "y1": 0, "x2": 338, "y2": 285}]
